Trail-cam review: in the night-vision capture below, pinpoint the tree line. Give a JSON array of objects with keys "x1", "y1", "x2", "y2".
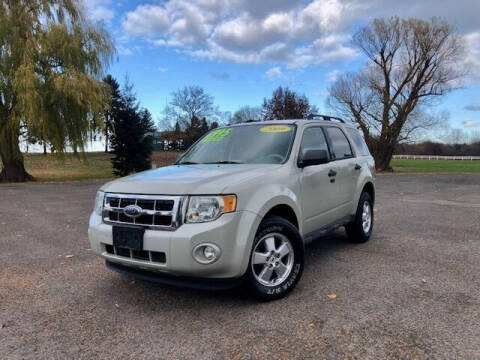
[
  {"x1": 396, "y1": 141, "x2": 480, "y2": 157},
  {"x1": 0, "y1": 0, "x2": 473, "y2": 182},
  {"x1": 158, "y1": 85, "x2": 318, "y2": 151}
]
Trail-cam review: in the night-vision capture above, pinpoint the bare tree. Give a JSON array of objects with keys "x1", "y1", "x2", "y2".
[
  {"x1": 470, "y1": 130, "x2": 480, "y2": 144},
  {"x1": 164, "y1": 86, "x2": 218, "y2": 128},
  {"x1": 159, "y1": 86, "x2": 221, "y2": 149},
  {"x1": 232, "y1": 106, "x2": 263, "y2": 123},
  {"x1": 401, "y1": 109, "x2": 450, "y2": 143},
  {"x1": 327, "y1": 17, "x2": 465, "y2": 170},
  {"x1": 218, "y1": 111, "x2": 233, "y2": 126},
  {"x1": 439, "y1": 127, "x2": 469, "y2": 144}
]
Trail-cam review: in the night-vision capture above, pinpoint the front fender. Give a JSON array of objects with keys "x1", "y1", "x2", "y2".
[{"x1": 239, "y1": 184, "x2": 303, "y2": 236}]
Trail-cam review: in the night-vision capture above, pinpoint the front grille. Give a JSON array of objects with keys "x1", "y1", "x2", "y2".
[
  {"x1": 103, "y1": 193, "x2": 183, "y2": 230},
  {"x1": 105, "y1": 244, "x2": 166, "y2": 264}
]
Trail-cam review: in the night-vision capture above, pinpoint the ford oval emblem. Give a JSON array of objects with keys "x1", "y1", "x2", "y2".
[{"x1": 123, "y1": 205, "x2": 143, "y2": 218}]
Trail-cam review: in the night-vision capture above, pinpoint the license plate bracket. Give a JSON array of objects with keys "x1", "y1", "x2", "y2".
[{"x1": 112, "y1": 226, "x2": 144, "y2": 251}]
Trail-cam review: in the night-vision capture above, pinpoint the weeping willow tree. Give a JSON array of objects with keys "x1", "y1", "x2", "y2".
[{"x1": 0, "y1": 0, "x2": 115, "y2": 182}]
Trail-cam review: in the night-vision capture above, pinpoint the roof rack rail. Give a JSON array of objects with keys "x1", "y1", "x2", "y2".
[{"x1": 306, "y1": 114, "x2": 345, "y2": 123}]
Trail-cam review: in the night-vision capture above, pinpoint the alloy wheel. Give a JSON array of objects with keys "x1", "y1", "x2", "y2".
[
  {"x1": 251, "y1": 232, "x2": 294, "y2": 287},
  {"x1": 362, "y1": 201, "x2": 372, "y2": 233}
]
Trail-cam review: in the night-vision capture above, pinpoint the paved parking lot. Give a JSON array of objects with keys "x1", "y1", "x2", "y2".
[{"x1": 1, "y1": 174, "x2": 479, "y2": 359}]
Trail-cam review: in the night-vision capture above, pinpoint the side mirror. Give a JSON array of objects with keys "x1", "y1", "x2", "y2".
[{"x1": 298, "y1": 149, "x2": 329, "y2": 168}]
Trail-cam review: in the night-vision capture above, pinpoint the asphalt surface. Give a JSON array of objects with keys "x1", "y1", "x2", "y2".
[{"x1": 1, "y1": 174, "x2": 479, "y2": 359}]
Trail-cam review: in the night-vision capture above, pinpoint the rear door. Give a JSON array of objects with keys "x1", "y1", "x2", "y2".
[
  {"x1": 344, "y1": 126, "x2": 371, "y2": 196},
  {"x1": 298, "y1": 126, "x2": 338, "y2": 234},
  {"x1": 324, "y1": 126, "x2": 356, "y2": 219}
]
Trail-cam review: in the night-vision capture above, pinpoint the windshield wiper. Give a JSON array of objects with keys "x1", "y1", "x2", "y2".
[
  {"x1": 177, "y1": 161, "x2": 199, "y2": 165},
  {"x1": 206, "y1": 160, "x2": 244, "y2": 164}
]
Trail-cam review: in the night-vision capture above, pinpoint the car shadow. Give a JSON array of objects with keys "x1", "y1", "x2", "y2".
[
  {"x1": 304, "y1": 228, "x2": 353, "y2": 262},
  {"x1": 95, "y1": 228, "x2": 355, "y2": 307}
]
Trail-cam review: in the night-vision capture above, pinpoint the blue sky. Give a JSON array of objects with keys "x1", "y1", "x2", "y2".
[{"x1": 85, "y1": 0, "x2": 480, "y2": 134}]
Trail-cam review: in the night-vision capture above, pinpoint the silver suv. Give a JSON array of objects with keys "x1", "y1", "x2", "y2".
[{"x1": 89, "y1": 117, "x2": 375, "y2": 300}]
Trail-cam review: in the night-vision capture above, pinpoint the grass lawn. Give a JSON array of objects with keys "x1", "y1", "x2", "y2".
[
  {"x1": 2, "y1": 153, "x2": 479, "y2": 182},
  {"x1": 1, "y1": 151, "x2": 180, "y2": 182},
  {"x1": 390, "y1": 159, "x2": 480, "y2": 174}
]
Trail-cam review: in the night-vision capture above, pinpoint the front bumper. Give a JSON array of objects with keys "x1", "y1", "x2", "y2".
[
  {"x1": 106, "y1": 261, "x2": 244, "y2": 290},
  {"x1": 88, "y1": 210, "x2": 261, "y2": 279}
]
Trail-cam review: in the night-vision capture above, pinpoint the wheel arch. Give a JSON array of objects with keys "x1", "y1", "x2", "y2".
[
  {"x1": 362, "y1": 181, "x2": 375, "y2": 204},
  {"x1": 263, "y1": 204, "x2": 299, "y2": 230}
]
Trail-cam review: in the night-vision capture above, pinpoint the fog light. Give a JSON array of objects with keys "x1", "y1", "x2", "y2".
[
  {"x1": 203, "y1": 246, "x2": 216, "y2": 260},
  {"x1": 192, "y1": 243, "x2": 221, "y2": 264}
]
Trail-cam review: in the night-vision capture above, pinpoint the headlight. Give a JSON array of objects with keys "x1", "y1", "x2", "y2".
[
  {"x1": 93, "y1": 191, "x2": 105, "y2": 216},
  {"x1": 186, "y1": 195, "x2": 236, "y2": 223}
]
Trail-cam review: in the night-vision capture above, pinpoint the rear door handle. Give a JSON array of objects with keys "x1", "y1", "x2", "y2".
[
  {"x1": 354, "y1": 164, "x2": 362, "y2": 170},
  {"x1": 328, "y1": 169, "x2": 337, "y2": 177}
]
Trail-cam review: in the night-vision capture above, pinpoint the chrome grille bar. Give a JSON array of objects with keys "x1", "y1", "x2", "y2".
[
  {"x1": 102, "y1": 193, "x2": 184, "y2": 230},
  {"x1": 104, "y1": 207, "x2": 174, "y2": 217}
]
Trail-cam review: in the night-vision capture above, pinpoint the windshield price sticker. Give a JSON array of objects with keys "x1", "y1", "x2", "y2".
[
  {"x1": 260, "y1": 125, "x2": 292, "y2": 133},
  {"x1": 202, "y1": 128, "x2": 232, "y2": 142}
]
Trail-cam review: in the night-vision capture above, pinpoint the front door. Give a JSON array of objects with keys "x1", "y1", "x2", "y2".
[{"x1": 299, "y1": 126, "x2": 339, "y2": 234}]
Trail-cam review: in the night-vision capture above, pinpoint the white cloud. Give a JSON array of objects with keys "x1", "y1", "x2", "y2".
[
  {"x1": 326, "y1": 69, "x2": 341, "y2": 83},
  {"x1": 83, "y1": 0, "x2": 114, "y2": 24},
  {"x1": 120, "y1": 0, "x2": 480, "y2": 73},
  {"x1": 463, "y1": 32, "x2": 480, "y2": 82},
  {"x1": 297, "y1": 0, "x2": 345, "y2": 34},
  {"x1": 265, "y1": 67, "x2": 284, "y2": 80},
  {"x1": 121, "y1": 0, "x2": 358, "y2": 68},
  {"x1": 117, "y1": 45, "x2": 133, "y2": 55},
  {"x1": 263, "y1": 13, "x2": 294, "y2": 34},
  {"x1": 122, "y1": 5, "x2": 170, "y2": 36},
  {"x1": 157, "y1": 67, "x2": 168, "y2": 73},
  {"x1": 463, "y1": 120, "x2": 480, "y2": 128}
]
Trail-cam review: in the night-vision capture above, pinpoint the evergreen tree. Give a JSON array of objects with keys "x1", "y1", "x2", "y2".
[
  {"x1": 110, "y1": 81, "x2": 156, "y2": 176},
  {"x1": 102, "y1": 75, "x2": 122, "y2": 152},
  {"x1": 183, "y1": 116, "x2": 210, "y2": 148}
]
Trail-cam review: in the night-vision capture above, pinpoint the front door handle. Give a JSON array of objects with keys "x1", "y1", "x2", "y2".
[
  {"x1": 328, "y1": 169, "x2": 337, "y2": 177},
  {"x1": 354, "y1": 164, "x2": 362, "y2": 170}
]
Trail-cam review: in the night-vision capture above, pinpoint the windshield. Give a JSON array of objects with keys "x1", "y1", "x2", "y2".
[{"x1": 177, "y1": 124, "x2": 296, "y2": 165}]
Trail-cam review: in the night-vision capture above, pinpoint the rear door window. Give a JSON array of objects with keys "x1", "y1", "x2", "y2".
[
  {"x1": 345, "y1": 128, "x2": 370, "y2": 156},
  {"x1": 325, "y1": 127, "x2": 353, "y2": 160}
]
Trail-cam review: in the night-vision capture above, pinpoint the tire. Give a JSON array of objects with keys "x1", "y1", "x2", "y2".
[
  {"x1": 246, "y1": 216, "x2": 304, "y2": 301},
  {"x1": 346, "y1": 192, "x2": 374, "y2": 243}
]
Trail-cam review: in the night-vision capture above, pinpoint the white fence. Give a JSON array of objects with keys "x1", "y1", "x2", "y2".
[{"x1": 393, "y1": 155, "x2": 480, "y2": 161}]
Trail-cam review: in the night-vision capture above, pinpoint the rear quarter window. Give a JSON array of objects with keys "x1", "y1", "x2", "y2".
[{"x1": 345, "y1": 128, "x2": 371, "y2": 156}]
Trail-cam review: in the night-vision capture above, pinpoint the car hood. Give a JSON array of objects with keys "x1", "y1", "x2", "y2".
[{"x1": 101, "y1": 164, "x2": 282, "y2": 195}]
